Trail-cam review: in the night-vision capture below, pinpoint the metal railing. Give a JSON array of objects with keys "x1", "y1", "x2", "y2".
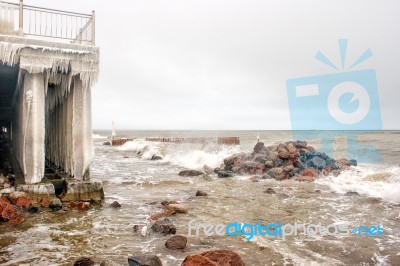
[{"x1": 0, "y1": 0, "x2": 95, "y2": 45}]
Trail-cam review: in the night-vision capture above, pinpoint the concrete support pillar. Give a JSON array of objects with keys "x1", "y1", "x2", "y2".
[
  {"x1": 21, "y1": 73, "x2": 45, "y2": 184},
  {"x1": 71, "y1": 76, "x2": 94, "y2": 180}
]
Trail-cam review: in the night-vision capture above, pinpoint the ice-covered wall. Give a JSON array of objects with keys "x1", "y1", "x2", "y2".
[{"x1": 0, "y1": 37, "x2": 99, "y2": 183}]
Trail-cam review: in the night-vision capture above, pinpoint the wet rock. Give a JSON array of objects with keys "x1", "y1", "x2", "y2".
[
  {"x1": 265, "y1": 160, "x2": 274, "y2": 168},
  {"x1": 109, "y1": 201, "x2": 122, "y2": 208},
  {"x1": 253, "y1": 142, "x2": 266, "y2": 154},
  {"x1": 151, "y1": 218, "x2": 176, "y2": 234},
  {"x1": 261, "y1": 173, "x2": 273, "y2": 179},
  {"x1": 296, "y1": 176, "x2": 315, "y2": 182},
  {"x1": 223, "y1": 152, "x2": 246, "y2": 166},
  {"x1": 201, "y1": 250, "x2": 245, "y2": 266},
  {"x1": 302, "y1": 168, "x2": 317, "y2": 177},
  {"x1": 283, "y1": 165, "x2": 294, "y2": 172},
  {"x1": 165, "y1": 235, "x2": 187, "y2": 250},
  {"x1": 151, "y1": 155, "x2": 163, "y2": 160},
  {"x1": 40, "y1": 198, "x2": 50, "y2": 207},
  {"x1": 253, "y1": 154, "x2": 267, "y2": 163},
  {"x1": 15, "y1": 197, "x2": 32, "y2": 208},
  {"x1": 218, "y1": 171, "x2": 234, "y2": 178},
  {"x1": 196, "y1": 190, "x2": 208, "y2": 196},
  {"x1": 128, "y1": 255, "x2": 162, "y2": 266},
  {"x1": 264, "y1": 188, "x2": 275, "y2": 194},
  {"x1": 270, "y1": 167, "x2": 283, "y2": 175},
  {"x1": 272, "y1": 158, "x2": 283, "y2": 167},
  {"x1": 203, "y1": 165, "x2": 214, "y2": 174},
  {"x1": 243, "y1": 161, "x2": 258, "y2": 168},
  {"x1": 166, "y1": 203, "x2": 188, "y2": 214},
  {"x1": 287, "y1": 142, "x2": 298, "y2": 154},
  {"x1": 345, "y1": 191, "x2": 360, "y2": 196},
  {"x1": 99, "y1": 259, "x2": 123, "y2": 266},
  {"x1": 249, "y1": 176, "x2": 260, "y2": 182},
  {"x1": 178, "y1": 170, "x2": 204, "y2": 177},
  {"x1": 310, "y1": 156, "x2": 326, "y2": 169},
  {"x1": 74, "y1": 257, "x2": 95, "y2": 266},
  {"x1": 315, "y1": 190, "x2": 321, "y2": 193},
  {"x1": 49, "y1": 198, "x2": 62, "y2": 211},
  {"x1": 349, "y1": 159, "x2": 357, "y2": 166},
  {"x1": 69, "y1": 201, "x2": 90, "y2": 210},
  {"x1": 181, "y1": 254, "x2": 218, "y2": 266},
  {"x1": 103, "y1": 141, "x2": 112, "y2": 145},
  {"x1": 213, "y1": 167, "x2": 220, "y2": 174}
]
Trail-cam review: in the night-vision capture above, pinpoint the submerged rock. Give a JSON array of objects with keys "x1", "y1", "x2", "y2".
[
  {"x1": 73, "y1": 257, "x2": 95, "y2": 266},
  {"x1": 151, "y1": 218, "x2": 176, "y2": 235},
  {"x1": 151, "y1": 155, "x2": 163, "y2": 160},
  {"x1": 109, "y1": 201, "x2": 122, "y2": 208},
  {"x1": 217, "y1": 171, "x2": 234, "y2": 178},
  {"x1": 165, "y1": 235, "x2": 187, "y2": 250},
  {"x1": 128, "y1": 255, "x2": 162, "y2": 266},
  {"x1": 264, "y1": 188, "x2": 275, "y2": 194},
  {"x1": 345, "y1": 191, "x2": 360, "y2": 196},
  {"x1": 196, "y1": 190, "x2": 208, "y2": 196},
  {"x1": 178, "y1": 170, "x2": 204, "y2": 177}
]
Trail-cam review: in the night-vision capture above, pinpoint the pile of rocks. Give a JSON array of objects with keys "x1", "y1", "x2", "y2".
[{"x1": 215, "y1": 141, "x2": 356, "y2": 181}]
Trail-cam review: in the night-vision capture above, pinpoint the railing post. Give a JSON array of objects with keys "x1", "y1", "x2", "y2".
[
  {"x1": 91, "y1": 10, "x2": 95, "y2": 45},
  {"x1": 18, "y1": 0, "x2": 23, "y2": 36}
]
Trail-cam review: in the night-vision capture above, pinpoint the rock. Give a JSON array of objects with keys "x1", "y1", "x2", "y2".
[
  {"x1": 302, "y1": 168, "x2": 317, "y2": 177},
  {"x1": 283, "y1": 165, "x2": 294, "y2": 172},
  {"x1": 196, "y1": 190, "x2": 208, "y2": 196},
  {"x1": 287, "y1": 142, "x2": 297, "y2": 154},
  {"x1": 265, "y1": 160, "x2": 274, "y2": 168},
  {"x1": 253, "y1": 142, "x2": 266, "y2": 153},
  {"x1": 261, "y1": 173, "x2": 273, "y2": 179},
  {"x1": 296, "y1": 176, "x2": 315, "y2": 182},
  {"x1": 128, "y1": 255, "x2": 162, "y2": 266},
  {"x1": 151, "y1": 218, "x2": 176, "y2": 234},
  {"x1": 264, "y1": 188, "x2": 275, "y2": 194},
  {"x1": 165, "y1": 235, "x2": 187, "y2": 250},
  {"x1": 109, "y1": 201, "x2": 122, "y2": 208},
  {"x1": 223, "y1": 153, "x2": 246, "y2": 166},
  {"x1": 310, "y1": 156, "x2": 326, "y2": 169},
  {"x1": 99, "y1": 259, "x2": 123, "y2": 266},
  {"x1": 201, "y1": 250, "x2": 245, "y2": 266},
  {"x1": 249, "y1": 176, "x2": 260, "y2": 182},
  {"x1": 243, "y1": 161, "x2": 258, "y2": 168},
  {"x1": 272, "y1": 158, "x2": 283, "y2": 167},
  {"x1": 74, "y1": 257, "x2": 95, "y2": 266},
  {"x1": 218, "y1": 171, "x2": 234, "y2": 178},
  {"x1": 9, "y1": 191, "x2": 28, "y2": 200},
  {"x1": 49, "y1": 198, "x2": 62, "y2": 211},
  {"x1": 213, "y1": 167, "x2": 220, "y2": 174},
  {"x1": 270, "y1": 167, "x2": 283, "y2": 175},
  {"x1": 103, "y1": 141, "x2": 111, "y2": 145},
  {"x1": 181, "y1": 254, "x2": 218, "y2": 266},
  {"x1": 40, "y1": 198, "x2": 50, "y2": 207},
  {"x1": 151, "y1": 155, "x2": 163, "y2": 160},
  {"x1": 336, "y1": 158, "x2": 350, "y2": 167},
  {"x1": 254, "y1": 154, "x2": 268, "y2": 163},
  {"x1": 178, "y1": 170, "x2": 204, "y2": 177},
  {"x1": 166, "y1": 203, "x2": 188, "y2": 214},
  {"x1": 15, "y1": 197, "x2": 32, "y2": 208},
  {"x1": 277, "y1": 144, "x2": 290, "y2": 159},
  {"x1": 295, "y1": 140, "x2": 307, "y2": 148},
  {"x1": 349, "y1": 159, "x2": 357, "y2": 166},
  {"x1": 203, "y1": 165, "x2": 214, "y2": 174},
  {"x1": 345, "y1": 191, "x2": 360, "y2": 196}
]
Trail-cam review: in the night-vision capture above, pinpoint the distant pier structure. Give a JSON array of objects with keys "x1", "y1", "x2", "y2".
[{"x1": 0, "y1": 1, "x2": 103, "y2": 201}]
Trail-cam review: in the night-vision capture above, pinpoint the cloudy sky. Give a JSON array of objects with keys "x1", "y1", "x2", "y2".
[{"x1": 26, "y1": 0, "x2": 400, "y2": 130}]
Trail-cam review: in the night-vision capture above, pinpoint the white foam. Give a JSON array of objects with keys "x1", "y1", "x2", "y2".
[
  {"x1": 92, "y1": 133, "x2": 107, "y2": 139},
  {"x1": 316, "y1": 165, "x2": 400, "y2": 204}
]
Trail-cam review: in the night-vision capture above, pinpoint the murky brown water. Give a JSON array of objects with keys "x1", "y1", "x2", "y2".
[{"x1": 1, "y1": 131, "x2": 400, "y2": 265}]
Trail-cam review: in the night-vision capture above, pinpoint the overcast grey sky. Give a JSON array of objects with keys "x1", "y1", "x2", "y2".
[{"x1": 26, "y1": 0, "x2": 400, "y2": 130}]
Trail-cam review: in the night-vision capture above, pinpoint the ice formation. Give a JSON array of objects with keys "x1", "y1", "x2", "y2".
[{"x1": 0, "y1": 37, "x2": 99, "y2": 183}]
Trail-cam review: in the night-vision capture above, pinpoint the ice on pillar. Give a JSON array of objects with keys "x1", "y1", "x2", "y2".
[
  {"x1": 21, "y1": 73, "x2": 45, "y2": 184},
  {"x1": 71, "y1": 76, "x2": 94, "y2": 180}
]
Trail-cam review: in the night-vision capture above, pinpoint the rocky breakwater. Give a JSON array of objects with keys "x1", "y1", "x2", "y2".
[{"x1": 217, "y1": 141, "x2": 357, "y2": 181}]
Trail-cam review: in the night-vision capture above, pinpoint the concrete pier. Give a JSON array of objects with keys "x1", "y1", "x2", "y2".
[{"x1": 0, "y1": 1, "x2": 103, "y2": 202}]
